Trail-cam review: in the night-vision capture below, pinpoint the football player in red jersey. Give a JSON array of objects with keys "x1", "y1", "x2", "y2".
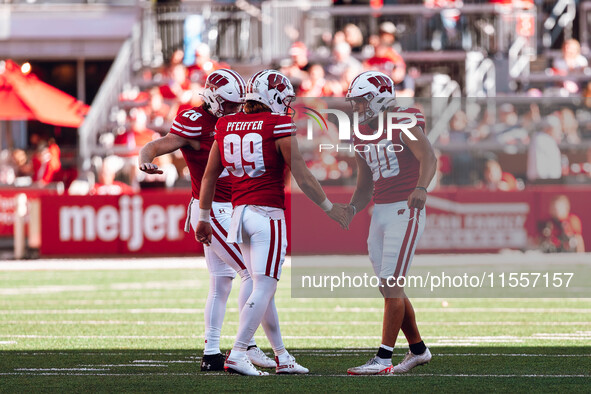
[
  {"x1": 344, "y1": 71, "x2": 437, "y2": 375},
  {"x1": 138, "y1": 69, "x2": 276, "y2": 372},
  {"x1": 195, "y1": 69, "x2": 349, "y2": 376}
]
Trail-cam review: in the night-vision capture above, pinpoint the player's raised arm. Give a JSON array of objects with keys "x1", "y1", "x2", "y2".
[
  {"x1": 277, "y1": 135, "x2": 349, "y2": 229},
  {"x1": 138, "y1": 130, "x2": 199, "y2": 174},
  {"x1": 195, "y1": 141, "x2": 225, "y2": 245},
  {"x1": 401, "y1": 125, "x2": 437, "y2": 210}
]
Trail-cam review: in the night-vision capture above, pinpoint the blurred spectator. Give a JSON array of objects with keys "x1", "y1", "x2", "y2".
[
  {"x1": 11, "y1": 149, "x2": 33, "y2": 179},
  {"x1": 551, "y1": 39, "x2": 589, "y2": 94},
  {"x1": 392, "y1": 62, "x2": 415, "y2": 97},
  {"x1": 326, "y1": 42, "x2": 362, "y2": 80},
  {"x1": 488, "y1": 103, "x2": 528, "y2": 144},
  {"x1": 365, "y1": 34, "x2": 404, "y2": 74},
  {"x1": 114, "y1": 108, "x2": 160, "y2": 157},
  {"x1": 187, "y1": 43, "x2": 228, "y2": 84},
  {"x1": 481, "y1": 159, "x2": 518, "y2": 191},
  {"x1": 584, "y1": 82, "x2": 591, "y2": 108},
  {"x1": 280, "y1": 41, "x2": 311, "y2": 87},
  {"x1": 378, "y1": 21, "x2": 402, "y2": 54},
  {"x1": 343, "y1": 23, "x2": 365, "y2": 53},
  {"x1": 527, "y1": 116, "x2": 562, "y2": 182},
  {"x1": 553, "y1": 39, "x2": 589, "y2": 74},
  {"x1": 90, "y1": 155, "x2": 134, "y2": 195},
  {"x1": 539, "y1": 195, "x2": 585, "y2": 253},
  {"x1": 429, "y1": 7, "x2": 472, "y2": 51},
  {"x1": 300, "y1": 64, "x2": 327, "y2": 97},
  {"x1": 0, "y1": 150, "x2": 15, "y2": 185},
  {"x1": 438, "y1": 110, "x2": 476, "y2": 185},
  {"x1": 32, "y1": 138, "x2": 61, "y2": 187},
  {"x1": 558, "y1": 108, "x2": 581, "y2": 144},
  {"x1": 147, "y1": 87, "x2": 172, "y2": 129},
  {"x1": 288, "y1": 41, "x2": 311, "y2": 72},
  {"x1": 159, "y1": 63, "x2": 192, "y2": 104}
]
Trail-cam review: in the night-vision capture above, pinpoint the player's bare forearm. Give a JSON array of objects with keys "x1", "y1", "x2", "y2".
[
  {"x1": 138, "y1": 133, "x2": 187, "y2": 174},
  {"x1": 403, "y1": 126, "x2": 437, "y2": 209},
  {"x1": 198, "y1": 141, "x2": 224, "y2": 210},
  {"x1": 350, "y1": 153, "x2": 374, "y2": 213}
]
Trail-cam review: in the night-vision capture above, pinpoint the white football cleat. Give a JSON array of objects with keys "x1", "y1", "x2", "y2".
[
  {"x1": 224, "y1": 351, "x2": 269, "y2": 376},
  {"x1": 391, "y1": 348, "x2": 432, "y2": 374},
  {"x1": 247, "y1": 346, "x2": 277, "y2": 368},
  {"x1": 347, "y1": 357, "x2": 393, "y2": 375},
  {"x1": 275, "y1": 354, "x2": 309, "y2": 374}
]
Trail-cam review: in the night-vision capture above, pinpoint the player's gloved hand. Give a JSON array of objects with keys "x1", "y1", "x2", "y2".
[
  {"x1": 139, "y1": 162, "x2": 164, "y2": 174},
  {"x1": 407, "y1": 187, "x2": 427, "y2": 210},
  {"x1": 327, "y1": 203, "x2": 350, "y2": 230},
  {"x1": 195, "y1": 221, "x2": 212, "y2": 246}
]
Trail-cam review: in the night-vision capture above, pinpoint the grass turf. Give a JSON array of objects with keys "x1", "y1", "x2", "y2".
[{"x1": 1, "y1": 264, "x2": 590, "y2": 392}]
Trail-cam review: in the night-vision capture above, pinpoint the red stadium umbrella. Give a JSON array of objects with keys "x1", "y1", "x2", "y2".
[{"x1": 0, "y1": 60, "x2": 88, "y2": 127}]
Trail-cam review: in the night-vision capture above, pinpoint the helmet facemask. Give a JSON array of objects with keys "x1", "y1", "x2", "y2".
[{"x1": 346, "y1": 92, "x2": 376, "y2": 124}]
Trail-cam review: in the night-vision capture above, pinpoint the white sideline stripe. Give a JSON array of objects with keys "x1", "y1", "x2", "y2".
[
  {"x1": 2, "y1": 307, "x2": 590, "y2": 315},
  {"x1": 0, "y1": 280, "x2": 201, "y2": 295},
  {"x1": 2, "y1": 320, "x2": 589, "y2": 327},
  {"x1": 0, "y1": 341, "x2": 17, "y2": 345},
  {"x1": 0, "y1": 257, "x2": 211, "y2": 271},
  {"x1": 0, "y1": 372, "x2": 588, "y2": 378},
  {"x1": 15, "y1": 368, "x2": 108, "y2": 372},
  {"x1": 2, "y1": 334, "x2": 591, "y2": 341},
  {"x1": 6, "y1": 351, "x2": 590, "y2": 358},
  {"x1": 293, "y1": 351, "x2": 591, "y2": 357}
]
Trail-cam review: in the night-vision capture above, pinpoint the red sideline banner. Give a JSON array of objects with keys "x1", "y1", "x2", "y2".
[
  {"x1": 36, "y1": 186, "x2": 591, "y2": 256},
  {"x1": 0, "y1": 188, "x2": 57, "y2": 237},
  {"x1": 293, "y1": 186, "x2": 591, "y2": 254},
  {"x1": 40, "y1": 191, "x2": 202, "y2": 256}
]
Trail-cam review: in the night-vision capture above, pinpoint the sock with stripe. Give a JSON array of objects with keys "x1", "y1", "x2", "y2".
[
  {"x1": 203, "y1": 275, "x2": 232, "y2": 355},
  {"x1": 376, "y1": 344, "x2": 394, "y2": 365}
]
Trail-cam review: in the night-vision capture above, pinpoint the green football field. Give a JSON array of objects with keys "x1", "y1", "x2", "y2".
[{"x1": 0, "y1": 258, "x2": 590, "y2": 392}]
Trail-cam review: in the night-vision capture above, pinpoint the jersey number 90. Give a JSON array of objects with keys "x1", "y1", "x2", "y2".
[{"x1": 223, "y1": 133, "x2": 266, "y2": 178}]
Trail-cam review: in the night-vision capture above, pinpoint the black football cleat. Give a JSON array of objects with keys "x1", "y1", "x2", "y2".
[{"x1": 201, "y1": 352, "x2": 225, "y2": 371}]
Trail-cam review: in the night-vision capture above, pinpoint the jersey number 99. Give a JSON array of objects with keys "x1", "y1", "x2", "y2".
[{"x1": 223, "y1": 133, "x2": 266, "y2": 178}]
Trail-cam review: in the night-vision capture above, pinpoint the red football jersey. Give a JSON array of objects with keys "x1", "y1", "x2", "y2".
[
  {"x1": 170, "y1": 106, "x2": 232, "y2": 203},
  {"x1": 354, "y1": 106, "x2": 425, "y2": 204},
  {"x1": 214, "y1": 112, "x2": 295, "y2": 209}
]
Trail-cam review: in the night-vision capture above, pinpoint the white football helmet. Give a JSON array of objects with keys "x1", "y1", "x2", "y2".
[
  {"x1": 201, "y1": 69, "x2": 246, "y2": 117},
  {"x1": 246, "y1": 69, "x2": 295, "y2": 114},
  {"x1": 346, "y1": 71, "x2": 396, "y2": 124}
]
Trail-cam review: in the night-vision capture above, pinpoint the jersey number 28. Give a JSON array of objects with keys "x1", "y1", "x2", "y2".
[{"x1": 223, "y1": 133, "x2": 266, "y2": 177}]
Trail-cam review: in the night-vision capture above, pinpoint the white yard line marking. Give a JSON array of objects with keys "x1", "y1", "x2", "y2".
[
  {"x1": 0, "y1": 341, "x2": 17, "y2": 345},
  {"x1": 2, "y1": 307, "x2": 591, "y2": 315},
  {"x1": 0, "y1": 372, "x2": 588, "y2": 378},
  {"x1": 0, "y1": 281, "x2": 201, "y2": 295},
  {"x1": 1, "y1": 334, "x2": 590, "y2": 342},
  {"x1": 14, "y1": 368, "x2": 108, "y2": 372},
  {"x1": 1, "y1": 320, "x2": 589, "y2": 327}
]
